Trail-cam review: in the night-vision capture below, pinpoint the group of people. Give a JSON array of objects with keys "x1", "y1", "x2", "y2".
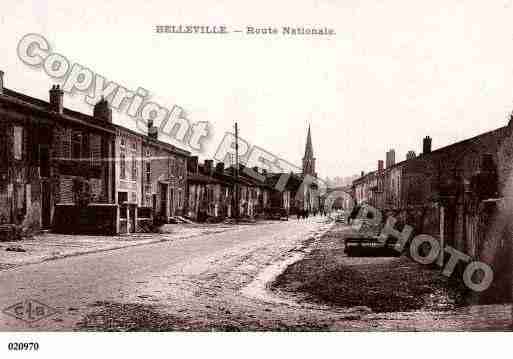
[
  {"x1": 296, "y1": 209, "x2": 311, "y2": 220},
  {"x1": 296, "y1": 208, "x2": 331, "y2": 220}
]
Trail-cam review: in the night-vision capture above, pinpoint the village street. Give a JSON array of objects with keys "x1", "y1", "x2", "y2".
[
  {"x1": 0, "y1": 217, "x2": 510, "y2": 331},
  {"x1": 0, "y1": 217, "x2": 331, "y2": 330}
]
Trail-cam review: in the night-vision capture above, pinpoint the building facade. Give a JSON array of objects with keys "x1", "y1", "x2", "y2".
[
  {"x1": 0, "y1": 76, "x2": 117, "y2": 235},
  {"x1": 185, "y1": 159, "x2": 283, "y2": 222},
  {"x1": 114, "y1": 123, "x2": 189, "y2": 233},
  {"x1": 0, "y1": 71, "x2": 190, "y2": 236}
]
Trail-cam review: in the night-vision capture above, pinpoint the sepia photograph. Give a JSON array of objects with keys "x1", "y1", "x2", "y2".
[{"x1": 0, "y1": 1, "x2": 511, "y2": 357}]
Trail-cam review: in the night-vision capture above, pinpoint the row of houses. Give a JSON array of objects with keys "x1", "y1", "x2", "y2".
[
  {"x1": 185, "y1": 158, "x2": 296, "y2": 222},
  {"x1": 351, "y1": 117, "x2": 513, "y2": 303},
  {"x1": 352, "y1": 130, "x2": 505, "y2": 214},
  {"x1": 185, "y1": 157, "x2": 319, "y2": 222},
  {"x1": 0, "y1": 71, "x2": 318, "y2": 236}
]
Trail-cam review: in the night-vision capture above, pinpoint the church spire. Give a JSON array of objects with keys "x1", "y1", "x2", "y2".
[
  {"x1": 302, "y1": 124, "x2": 316, "y2": 176},
  {"x1": 304, "y1": 124, "x2": 314, "y2": 158}
]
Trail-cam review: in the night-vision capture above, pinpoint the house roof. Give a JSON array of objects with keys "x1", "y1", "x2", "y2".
[
  {"x1": 1, "y1": 87, "x2": 117, "y2": 134},
  {"x1": 352, "y1": 124, "x2": 509, "y2": 186},
  {"x1": 115, "y1": 125, "x2": 190, "y2": 157},
  {"x1": 187, "y1": 171, "x2": 224, "y2": 184},
  {"x1": 1, "y1": 86, "x2": 191, "y2": 156}
]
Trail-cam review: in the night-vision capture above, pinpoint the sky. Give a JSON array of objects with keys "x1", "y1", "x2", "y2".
[{"x1": 2, "y1": 0, "x2": 513, "y2": 179}]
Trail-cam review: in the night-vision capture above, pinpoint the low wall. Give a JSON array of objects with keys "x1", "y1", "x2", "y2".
[
  {"x1": 382, "y1": 201, "x2": 512, "y2": 305},
  {"x1": 382, "y1": 204, "x2": 439, "y2": 238},
  {"x1": 53, "y1": 203, "x2": 118, "y2": 235},
  {"x1": 466, "y1": 200, "x2": 512, "y2": 304}
]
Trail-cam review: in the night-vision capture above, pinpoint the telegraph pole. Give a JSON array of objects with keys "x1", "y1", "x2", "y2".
[{"x1": 234, "y1": 122, "x2": 239, "y2": 222}]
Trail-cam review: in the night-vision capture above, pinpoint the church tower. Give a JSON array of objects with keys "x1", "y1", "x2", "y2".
[{"x1": 302, "y1": 125, "x2": 316, "y2": 177}]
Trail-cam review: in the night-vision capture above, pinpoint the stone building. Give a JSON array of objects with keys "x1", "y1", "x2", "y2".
[
  {"x1": 114, "y1": 123, "x2": 189, "y2": 233},
  {"x1": 185, "y1": 159, "x2": 274, "y2": 222},
  {"x1": 186, "y1": 157, "x2": 231, "y2": 221},
  {"x1": 0, "y1": 71, "x2": 190, "y2": 236},
  {"x1": 352, "y1": 170, "x2": 377, "y2": 206},
  {"x1": 0, "y1": 73, "x2": 116, "y2": 236},
  {"x1": 185, "y1": 125, "x2": 319, "y2": 220},
  {"x1": 352, "y1": 120, "x2": 513, "y2": 303},
  {"x1": 265, "y1": 173, "x2": 292, "y2": 214}
]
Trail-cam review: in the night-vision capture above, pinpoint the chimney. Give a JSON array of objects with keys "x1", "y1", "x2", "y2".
[
  {"x1": 423, "y1": 136, "x2": 432, "y2": 154},
  {"x1": 262, "y1": 169, "x2": 267, "y2": 177},
  {"x1": 215, "y1": 162, "x2": 225, "y2": 173},
  {"x1": 204, "y1": 159, "x2": 213, "y2": 175},
  {"x1": 252, "y1": 166, "x2": 259, "y2": 174},
  {"x1": 0, "y1": 70, "x2": 4, "y2": 94},
  {"x1": 49, "y1": 84, "x2": 64, "y2": 114},
  {"x1": 361, "y1": 170, "x2": 364, "y2": 177},
  {"x1": 378, "y1": 160, "x2": 384, "y2": 172},
  {"x1": 147, "y1": 119, "x2": 158, "y2": 139},
  {"x1": 94, "y1": 97, "x2": 112, "y2": 122},
  {"x1": 188, "y1": 156, "x2": 198, "y2": 173},
  {"x1": 406, "y1": 150, "x2": 416, "y2": 160},
  {"x1": 386, "y1": 149, "x2": 395, "y2": 168}
]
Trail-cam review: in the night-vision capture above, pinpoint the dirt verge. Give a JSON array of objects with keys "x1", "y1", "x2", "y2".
[{"x1": 271, "y1": 224, "x2": 467, "y2": 313}]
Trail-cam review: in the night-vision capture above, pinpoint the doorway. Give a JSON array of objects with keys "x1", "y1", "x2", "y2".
[
  {"x1": 159, "y1": 183, "x2": 168, "y2": 218},
  {"x1": 169, "y1": 188, "x2": 175, "y2": 217},
  {"x1": 41, "y1": 181, "x2": 51, "y2": 229}
]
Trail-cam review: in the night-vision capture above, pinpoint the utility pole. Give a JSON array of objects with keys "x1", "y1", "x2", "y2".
[{"x1": 234, "y1": 122, "x2": 239, "y2": 222}]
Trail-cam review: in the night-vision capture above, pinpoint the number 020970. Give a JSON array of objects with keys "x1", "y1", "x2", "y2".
[{"x1": 8, "y1": 342, "x2": 39, "y2": 351}]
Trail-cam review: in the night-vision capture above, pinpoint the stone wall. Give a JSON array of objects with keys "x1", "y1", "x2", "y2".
[{"x1": 53, "y1": 203, "x2": 118, "y2": 235}]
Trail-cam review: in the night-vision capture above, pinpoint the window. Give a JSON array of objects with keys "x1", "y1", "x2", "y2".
[
  {"x1": 13, "y1": 126, "x2": 23, "y2": 160},
  {"x1": 178, "y1": 190, "x2": 183, "y2": 209},
  {"x1": 168, "y1": 156, "x2": 175, "y2": 177},
  {"x1": 177, "y1": 158, "x2": 184, "y2": 179},
  {"x1": 131, "y1": 155, "x2": 137, "y2": 180},
  {"x1": 90, "y1": 134, "x2": 101, "y2": 166},
  {"x1": 120, "y1": 136, "x2": 127, "y2": 179},
  {"x1": 118, "y1": 191, "x2": 128, "y2": 204},
  {"x1": 120, "y1": 152, "x2": 126, "y2": 179},
  {"x1": 146, "y1": 161, "x2": 151, "y2": 183},
  {"x1": 129, "y1": 140, "x2": 137, "y2": 181},
  {"x1": 72, "y1": 131, "x2": 82, "y2": 160},
  {"x1": 82, "y1": 133, "x2": 89, "y2": 160}
]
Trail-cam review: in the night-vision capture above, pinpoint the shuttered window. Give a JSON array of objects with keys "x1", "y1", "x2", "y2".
[
  {"x1": 59, "y1": 177, "x2": 74, "y2": 203},
  {"x1": 13, "y1": 126, "x2": 23, "y2": 160}
]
